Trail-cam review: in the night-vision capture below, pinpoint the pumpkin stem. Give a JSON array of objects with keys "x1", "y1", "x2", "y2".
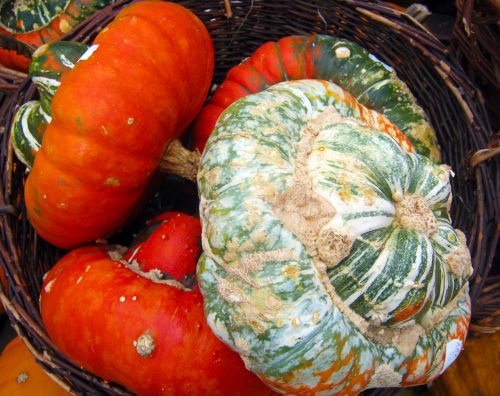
[{"x1": 158, "y1": 139, "x2": 201, "y2": 182}]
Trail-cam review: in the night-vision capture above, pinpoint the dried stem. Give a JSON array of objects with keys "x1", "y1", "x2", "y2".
[{"x1": 158, "y1": 139, "x2": 201, "y2": 182}]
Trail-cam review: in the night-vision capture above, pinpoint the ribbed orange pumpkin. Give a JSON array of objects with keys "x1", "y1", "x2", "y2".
[{"x1": 24, "y1": 1, "x2": 214, "y2": 249}]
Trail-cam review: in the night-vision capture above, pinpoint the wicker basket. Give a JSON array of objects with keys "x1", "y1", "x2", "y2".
[
  {"x1": 449, "y1": 0, "x2": 500, "y2": 334},
  {"x1": 0, "y1": 0, "x2": 498, "y2": 394},
  {"x1": 451, "y1": 0, "x2": 500, "y2": 130}
]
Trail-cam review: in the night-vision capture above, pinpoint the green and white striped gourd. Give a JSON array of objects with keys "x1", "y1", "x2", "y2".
[
  {"x1": 0, "y1": 0, "x2": 109, "y2": 34},
  {"x1": 11, "y1": 41, "x2": 88, "y2": 168},
  {"x1": 197, "y1": 80, "x2": 472, "y2": 395}
]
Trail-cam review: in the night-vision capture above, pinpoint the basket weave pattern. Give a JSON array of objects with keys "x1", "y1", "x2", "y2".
[
  {"x1": 450, "y1": 0, "x2": 500, "y2": 334},
  {"x1": 0, "y1": 0, "x2": 498, "y2": 394}
]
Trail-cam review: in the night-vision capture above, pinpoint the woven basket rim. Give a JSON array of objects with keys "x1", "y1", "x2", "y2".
[{"x1": 1, "y1": 0, "x2": 498, "y2": 394}]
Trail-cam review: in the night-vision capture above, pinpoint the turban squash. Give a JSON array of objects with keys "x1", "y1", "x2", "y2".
[
  {"x1": 24, "y1": 1, "x2": 214, "y2": 249},
  {"x1": 0, "y1": 0, "x2": 110, "y2": 71},
  {"x1": 192, "y1": 34, "x2": 441, "y2": 163},
  {"x1": 197, "y1": 80, "x2": 472, "y2": 395}
]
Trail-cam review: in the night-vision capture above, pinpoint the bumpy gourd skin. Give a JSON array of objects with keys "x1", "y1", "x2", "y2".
[
  {"x1": 197, "y1": 80, "x2": 471, "y2": 395},
  {"x1": 24, "y1": 1, "x2": 214, "y2": 249},
  {"x1": 193, "y1": 35, "x2": 441, "y2": 162}
]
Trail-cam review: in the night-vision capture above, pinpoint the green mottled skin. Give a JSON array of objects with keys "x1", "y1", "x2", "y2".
[
  {"x1": 0, "y1": 0, "x2": 109, "y2": 33},
  {"x1": 11, "y1": 101, "x2": 48, "y2": 168},
  {"x1": 30, "y1": 41, "x2": 89, "y2": 115},
  {"x1": 308, "y1": 35, "x2": 440, "y2": 161},
  {"x1": 314, "y1": 126, "x2": 463, "y2": 325},
  {"x1": 11, "y1": 41, "x2": 87, "y2": 168},
  {"x1": 197, "y1": 80, "x2": 470, "y2": 395}
]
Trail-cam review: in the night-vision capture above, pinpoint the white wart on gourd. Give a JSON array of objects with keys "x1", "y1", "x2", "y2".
[{"x1": 197, "y1": 80, "x2": 472, "y2": 395}]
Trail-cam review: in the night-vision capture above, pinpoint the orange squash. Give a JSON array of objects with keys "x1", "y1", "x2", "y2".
[
  {"x1": 0, "y1": 337, "x2": 69, "y2": 395},
  {"x1": 25, "y1": 1, "x2": 214, "y2": 249}
]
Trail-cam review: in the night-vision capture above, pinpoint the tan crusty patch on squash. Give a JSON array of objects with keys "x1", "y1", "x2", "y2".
[
  {"x1": 367, "y1": 363, "x2": 402, "y2": 389},
  {"x1": 316, "y1": 228, "x2": 353, "y2": 268},
  {"x1": 134, "y1": 332, "x2": 155, "y2": 358},
  {"x1": 265, "y1": 106, "x2": 339, "y2": 260},
  {"x1": 446, "y1": 229, "x2": 473, "y2": 278},
  {"x1": 263, "y1": 107, "x2": 438, "y2": 356},
  {"x1": 394, "y1": 194, "x2": 437, "y2": 237}
]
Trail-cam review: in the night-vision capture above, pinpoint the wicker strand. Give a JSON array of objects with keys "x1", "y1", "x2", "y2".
[
  {"x1": 471, "y1": 147, "x2": 500, "y2": 167},
  {"x1": 224, "y1": 0, "x2": 233, "y2": 18},
  {"x1": 15, "y1": 328, "x2": 74, "y2": 393},
  {"x1": 0, "y1": 204, "x2": 15, "y2": 215}
]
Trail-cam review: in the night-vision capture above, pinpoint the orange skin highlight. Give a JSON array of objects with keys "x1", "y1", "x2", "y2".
[{"x1": 25, "y1": 1, "x2": 214, "y2": 249}]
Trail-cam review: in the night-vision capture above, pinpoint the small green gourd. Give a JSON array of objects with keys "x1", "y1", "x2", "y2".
[{"x1": 11, "y1": 41, "x2": 88, "y2": 168}]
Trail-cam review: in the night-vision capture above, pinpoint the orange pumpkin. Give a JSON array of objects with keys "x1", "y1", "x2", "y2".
[
  {"x1": 25, "y1": 1, "x2": 214, "y2": 249},
  {"x1": 0, "y1": 337, "x2": 69, "y2": 395}
]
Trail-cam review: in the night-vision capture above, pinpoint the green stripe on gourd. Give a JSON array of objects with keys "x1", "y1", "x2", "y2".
[
  {"x1": 0, "y1": 0, "x2": 109, "y2": 33},
  {"x1": 197, "y1": 80, "x2": 471, "y2": 395},
  {"x1": 0, "y1": 0, "x2": 72, "y2": 32},
  {"x1": 11, "y1": 100, "x2": 49, "y2": 168},
  {"x1": 308, "y1": 35, "x2": 440, "y2": 162},
  {"x1": 11, "y1": 41, "x2": 88, "y2": 168},
  {"x1": 30, "y1": 41, "x2": 88, "y2": 115}
]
